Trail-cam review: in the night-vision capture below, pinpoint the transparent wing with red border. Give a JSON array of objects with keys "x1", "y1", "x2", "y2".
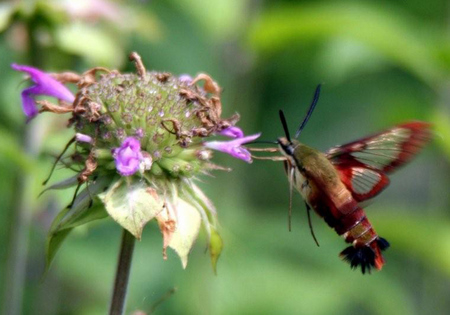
[{"x1": 326, "y1": 122, "x2": 432, "y2": 202}]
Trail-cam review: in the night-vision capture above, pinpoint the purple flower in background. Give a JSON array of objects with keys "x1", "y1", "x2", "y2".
[
  {"x1": 112, "y1": 137, "x2": 143, "y2": 176},
  {"x1": 12, "y1": 64, "x2": 75, "y2": 119},
  {"x1": 75, "y1": 133, "x2": 93, "y2": 144},
  {"x1": 204, "y1": 133, "x2": 261, "y2": 163},
  {"x1": 178, "y1": 74, "x2": 192, "y2": 85},
  {"x1": 218, "y1": 126, "x2": 244, "y2": 138}
]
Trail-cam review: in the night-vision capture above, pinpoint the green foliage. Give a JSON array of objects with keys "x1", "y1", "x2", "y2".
[
  {"x1": 0, "y1": 127, "x2": 34, "y2": 171},
  {"x1": 55, "y1": 23, "x2": 123, "y2": 67},
  {"x1": 248, "y1": 2, "x2": 445, "y2": 87},
  {"x1": 0, "y1": 3, "x2": 15, "y2": 32},
  {"x1": 45, "y1": 176, "x2": 112, "y2": 271}
]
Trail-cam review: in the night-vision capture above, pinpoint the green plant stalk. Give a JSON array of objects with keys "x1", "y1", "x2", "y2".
[
  {"x1": 2, "y1": 18, "x2": 42, "y2": 315},
  {"x1": 109, "y1": 229, "x2": 136, "y2": 315}
]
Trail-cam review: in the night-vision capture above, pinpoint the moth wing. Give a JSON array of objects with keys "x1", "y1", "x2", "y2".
[{"x1": 326, "y1": 122, "x2": 431, "y2": 202}]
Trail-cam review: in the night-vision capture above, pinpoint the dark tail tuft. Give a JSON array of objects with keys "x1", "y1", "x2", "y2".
[
  {"x1": 339, "y1": 245, "x2": 376, "y2": 274},
  {"x1": 340, "y1": 237, "x2": 390, "y2": 274},
  {"x1": 377, "y1": 237, "x2": 390, "y2": 251}
]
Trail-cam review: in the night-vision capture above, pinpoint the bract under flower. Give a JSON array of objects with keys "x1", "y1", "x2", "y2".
[
  {"x1": 204, "y1": 133, "x2": 261, "y2": 163},
  {"x1": 112, "y1": 137, "x2": 143, "y2": 176},
  {"x1": 12, "y1": 64, "x2": 75, "y2": 119}
]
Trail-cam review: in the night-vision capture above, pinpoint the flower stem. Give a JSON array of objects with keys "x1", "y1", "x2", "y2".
[
  {"x1": 109, "y1": 229, "x2": 136, "y2": 315},
  {"x1": 2, "y1": 19, "x2": 43, "y2": 315}
]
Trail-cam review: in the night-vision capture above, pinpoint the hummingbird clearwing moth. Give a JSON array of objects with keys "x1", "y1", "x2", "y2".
[{"x1": 255, "y1": 85, "x2": 432, "y2": 274}]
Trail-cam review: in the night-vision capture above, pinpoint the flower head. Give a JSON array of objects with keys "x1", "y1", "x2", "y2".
[
  {"x1": 204, "y1": 133, "x2": 261, "y2": 163},
  {"x1": 112, "y1": 137, "x2": 143, "y2": 176},
  {"x1": 20, "y1": 54, "x2": 259, "y2": 271},
  {"x1": 12, "y1": 64, "x2": 75, "y2": 119}
]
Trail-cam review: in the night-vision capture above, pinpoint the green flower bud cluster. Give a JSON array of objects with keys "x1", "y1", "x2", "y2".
[{"x1": 71, "y1": 68, "x2": 233, "y2": 179}]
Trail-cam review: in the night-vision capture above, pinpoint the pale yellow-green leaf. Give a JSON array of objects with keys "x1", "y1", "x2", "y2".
[
  {"x1": 170, "y1": 0, "x2": 248, "y2": 40},
  {"x1": 0, "y1": 3, "x2": 15, "y2": 33},
  {"x1": 248, "y1": 2, "x2": 443, "y2": 87},
  {"x1": 98, "y1": 180, "x2": 164, "y2": 239},
  {"x1": 375, "y1": 211, "x2": 450, "y2": 277},
  {"x1": 169, "y1": 199, "x2": 201, "y2": 268},
  {"x1": 125, "y1": 9, "x2": 162, "y2": 42},
  {"x1": 55, "y1": 22, "x2": 123, "y2": 68},
  {"x1": 431, "y1": 107, "x2": 450, "y2": 161}
]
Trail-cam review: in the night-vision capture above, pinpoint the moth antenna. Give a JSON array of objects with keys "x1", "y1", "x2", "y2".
[
  {"x1": 279, "y1": 110, "x2": 292, "y2": 143},
  {"x1": 305, "y1": 203, "x2": 320, "y2": 247},
  {"x1": 294, "y1": 84, "x2": 321, "y2": 139},
  {"x1": 288, "y1": 166, "x2": 295, "y2": 232},
  {"x1": 42, "y1": 136, "x2": 76, "y2": 185}
]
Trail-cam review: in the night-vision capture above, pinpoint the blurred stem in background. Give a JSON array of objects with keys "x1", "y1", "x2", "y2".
[{"x1": 3, "y1": 17, "x2": 44, "y2": 315}]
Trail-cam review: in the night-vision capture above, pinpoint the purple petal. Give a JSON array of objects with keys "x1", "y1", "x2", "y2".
[
  {"x1": 113, "y1": 137, "x2": 143, "y2": 176},
  {"x1": 20, "y1": 86, "x2": 40, "y2": 118},
  {"x1": 204, "y1": 133, "x2": 261, "y2": 163},
  {"x1": 218, "y1": 126, "x2": 244, "y2": 138},
  {"x1": 12, "y1": 64, "x2": 75, "y2": 102},
  {"x1": 12, "y1": 64, "x2": 75, "y2": 119}
]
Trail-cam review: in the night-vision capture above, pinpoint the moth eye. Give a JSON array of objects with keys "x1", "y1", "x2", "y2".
[{"x1": 287, "y1": 146, "x2": 294, "y2": 155}]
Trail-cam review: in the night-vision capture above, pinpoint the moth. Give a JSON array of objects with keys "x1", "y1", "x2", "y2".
[{"x1": 255, "y1": 85, "x2": 432, "y2": 274}]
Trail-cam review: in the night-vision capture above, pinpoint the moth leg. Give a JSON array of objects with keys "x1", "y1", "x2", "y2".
[
  {"x1": 288, "y1": 166, "x2": 295, "y2": 232},
  {"x1": 248, "y1": 147, "x2": 279, "y2": 152},
  {"x1": 251, "y1": 155, "x2": 286, "y2": 161},
  {"x1": 305, "y1": 202, "x2": 320, "y2": 247}
]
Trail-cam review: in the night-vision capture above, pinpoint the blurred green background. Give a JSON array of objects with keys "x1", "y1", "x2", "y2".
[{"x1": 1, "y1": 0, "x2": 450, "y2": 314}]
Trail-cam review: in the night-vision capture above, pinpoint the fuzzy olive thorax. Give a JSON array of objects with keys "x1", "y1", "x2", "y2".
[{"x1": 278, "y1": 138, "x2": 340, "y2": 185}]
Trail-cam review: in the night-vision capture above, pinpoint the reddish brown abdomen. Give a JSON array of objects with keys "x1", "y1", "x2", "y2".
[{"x1": 307, "y1": 182, "x2": 387, "y2": 271}]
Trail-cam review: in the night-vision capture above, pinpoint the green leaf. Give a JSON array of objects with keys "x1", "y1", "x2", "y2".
[
  {"x1": 58, "y1": 176, "x2": 112, "y2": 228},
  {"x1": 209, "y1": 227, "x2": 223, "y2": 274},
  {"x1": 39, "y1": 175, "x2": 79, "y2": 197},
  {"x1": 45, "y1": 203, "x2": 108, "y2": 272},
  {"x1": 98, "y1": 180, "x2": 164, "y2": 239},
  {"x1": 45, "y1": 176, "x2": 113, "y2": 271},
  {"x1": 248, "y1": 2, "x2": 444, "y2": 87}
]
